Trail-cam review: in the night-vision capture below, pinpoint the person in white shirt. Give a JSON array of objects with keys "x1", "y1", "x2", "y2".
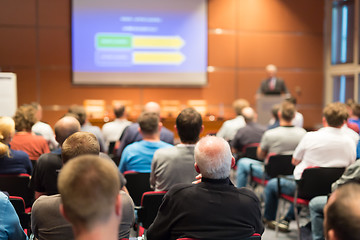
[
  {"x1": 102, "y1": 103, "x2": 132, "y2": 153},
  {"x1": 263, "y1": 102, "x2": 356, "y2": 232},
  {"x1": 216, "y1": 99, "x2": 249, "y2": 141},
  {"x1": 31, "y1": 102, "x2": 59, "y2": 150}
]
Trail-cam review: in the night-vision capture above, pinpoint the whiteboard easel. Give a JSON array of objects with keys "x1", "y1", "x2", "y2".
[{"x1": 0, "y1": 73, "x2": 17, "y2": 117}]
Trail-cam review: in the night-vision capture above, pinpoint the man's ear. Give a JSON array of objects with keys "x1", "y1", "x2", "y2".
[
  {"x1": 59, "y1": 204, "x2": 69, "y2": 221},
  {"x1": 200, "y1": 125, "x2": 204, "y2": 133},
  {"x1": 231, "y1": 157, "x2": 235, "y2": 168},
  {"x1": 194, "y1": 163, "x2": 200, "y2": 174},
  {"x1": 322, "y1": 117, "x2": 328, "y2": 127},
  {"x1": 158, "y1": 122, "x2": 162, "y2": 131},
  {"x1": 174, "y1": 125, "x2": 178, "y2": 134},
  {"x1": 327, "y1": 229, "x2": 338, "y2": 240}
]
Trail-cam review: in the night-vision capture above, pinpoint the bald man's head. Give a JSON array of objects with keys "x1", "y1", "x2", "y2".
[
  {"x1": 144, "y1": 102, "x2": 161, "y2": 115},
  {"x1": 54, "y1": 116, "x2": 81, "y2": 146},
  {"x1": 242, "y1": 107, "x2": 256, "y2": 123}
]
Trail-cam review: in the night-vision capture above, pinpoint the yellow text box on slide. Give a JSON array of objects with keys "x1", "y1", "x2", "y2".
[
  {"x1": 133, "y1": 36, "x2": 185, "y2": 49},
  {"x1": 133, "y1": 52, "x2": 185, "y2": 64}
]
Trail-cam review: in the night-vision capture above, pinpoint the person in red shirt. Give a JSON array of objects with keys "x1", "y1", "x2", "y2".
[{"x1": 11, "y1": 104, "x2": 50, "y2": 161}]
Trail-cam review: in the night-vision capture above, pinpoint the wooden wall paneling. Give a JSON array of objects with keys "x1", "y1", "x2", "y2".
[
  {"x1": 208, "y1": 33, "x2": 237, "y2": 67},
  {"x1": 236, "y1": 71, "x2": 267, "y2": 106},
  {"x1": 0, "y1": 28, "x2": 37, "y2": 66},
  {"x1": 38, "y1": 0, "x2": 70, "y2": 27},
  {"x1": 237, "y1": 33, "x2": 323, "y2": 69},
  {"x1": 39, "y1": 68, "x2": 143, "y2": 105},
  {"x1": 202, "y1": 71, "x2": 237, "y2": 118},
  {"x1": 208, "y1": 0, "x2": 237, "y2": 29},
  {"x1": 280, "y1": 71, "x2": 324, "y2": 105},
  {"x1": 0, "y1": 0, "x2": 36, "y2": 26},
  {"x1": 15, "y1": 68, "x2": 38, "y2": 105},
  {"x1": 237, "y1": 0, "x2": 324, "y2": 33},
  {"x1": 38, "y1": 28, "x2": 70, "y2": 66}
]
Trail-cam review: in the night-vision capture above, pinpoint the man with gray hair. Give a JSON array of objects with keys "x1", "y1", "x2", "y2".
[
  {"x1": 147, "y1": 136, "x2": 264, "y2": 240},
  {"x1": 257, "y1": 64, "x2": 289, "y2": 95}
]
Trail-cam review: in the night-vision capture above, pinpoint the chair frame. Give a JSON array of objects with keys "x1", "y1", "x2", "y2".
[
  {"x1": 249, "y1": 154, "x2": 293, "y2": 187},
  {"x1": 9, "y1": 196, "x2": 31, "y2": 236},
  {"x1": 242, "y1": 143, "x2": 260, "y2": 161},
  {"x1": 123, "y1": 171, "x2": 152, "y2": 206},
  {"x1": 276, "y1": 167, "x2": 345, "y2": 240},
  {"x1": 0, "y1": 174, "x2": 34, "y2": 207}
]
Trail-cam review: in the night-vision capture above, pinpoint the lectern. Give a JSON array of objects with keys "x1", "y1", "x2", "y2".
[{"x1": 256, "y1": 94, "x2": 288, "y2": 125}]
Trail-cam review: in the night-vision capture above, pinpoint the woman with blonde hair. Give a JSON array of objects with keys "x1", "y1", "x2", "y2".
[{"x1": 0, "y1": 116, "x2": 32, "y2": 175}]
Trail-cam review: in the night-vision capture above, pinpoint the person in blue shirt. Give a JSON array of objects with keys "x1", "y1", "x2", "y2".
[
  {"x1": 119, "y1": 112, "x2": 172, "y2": 173},
  {"x1": 0, "y1": 191, "x2": 28, "y2": 240},
  {"x1": 0, "y1": 116, "x2": 32, "y2": 175}
]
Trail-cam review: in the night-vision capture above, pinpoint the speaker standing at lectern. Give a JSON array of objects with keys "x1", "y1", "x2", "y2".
[{"x1": 257, "y1": 64, "x2": 289, "y2": 95}]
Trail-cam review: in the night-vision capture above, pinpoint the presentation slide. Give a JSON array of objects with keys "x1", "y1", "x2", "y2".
[{"x1": 72, "y1": 0, "x2": 208, "y2": 86}]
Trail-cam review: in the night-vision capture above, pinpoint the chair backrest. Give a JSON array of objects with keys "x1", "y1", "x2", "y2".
[
  {"x1": 264, "y1": 154, "x2": 294, "y2": 178},
  {"x1": 9, "y1": 196, "x2": 30, "y2": 231},
  {"x1": 138, "y1": 191, "x2": 166, "y2": 229},
  {"x1": 176, "y1": 233, "x2": 261, "y2": 240},
  {"x1": 0, "y1": 174, "x2": 33, "y2": 207},
  {"x1": 297, "y1": 167, "x2": 345, "y2": 200},
  {"x1": 242, "y1": 143, "x2": 260, "y2": 160},
  {"x1": 123, "y1": 171, "x2": 152, "y2": 206}
]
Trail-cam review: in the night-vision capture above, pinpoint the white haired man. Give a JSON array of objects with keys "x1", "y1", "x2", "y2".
[
  {"x1": 257, "y1": 64, "x2": 289, "y2": 95},
  {"x1": 147, "y1": 136, "x2": 264, "y2": 240}
]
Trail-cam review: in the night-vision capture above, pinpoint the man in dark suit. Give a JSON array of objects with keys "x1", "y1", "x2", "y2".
[{"x1": 257, "y1": 64, "x2": 289, "y2": 95}]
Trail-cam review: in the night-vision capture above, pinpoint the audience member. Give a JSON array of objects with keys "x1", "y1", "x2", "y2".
[
  {"x1": 347, "y1": 102, "x2": 360, "y2": 131},
  {"x1": 236, "y1": 101, "x2": 306, "y2": 188},
  {"x1": 68, "y1": 104, "x2": 106, "y2": 152},
  {"x1": 147, "y1": 136, "x2": 264, "y2": 240},
  {"x1": 324, "y1": 183, "x2": 360, "y2": 240},
  {"x1": 0, "y1": 116, "x2": 32, "y2": 175},
  {"x1": 345, "y1": 100, "x2": 360, "y2": 133},
  {"x1": 0, "y1": 191, "x2": 28, "y2": 240},
  {"x1": 257, "y1": 64, "x2": 289, "y2": 95},
  {"x1": 10, "y1": 104, "x2": 50, "y2": 161},
  {"x1": 116, "y1": 101, "x2": 174, "y2": 162},
  {"x1": 30, "y1": 116, "x2": 81, "y2": 199},
  {"x1": 285, "y1": 97, "x2": 304, "y2": 128},
  {"x1": 102, "y1": 103, "x2": 132, "y2": 153},
  {"x1": 309, "y1": 159, "x2": 360, "y2": 240},
  {"x1": 216, "y1": 98, "x2": 249, "y2": 141},
  {"x1": 267, "y1": 104, "x2": 280, "y2": 130},
  {"x1": 231, "y1": 107, "x2": 266, "y2": 155},
  {"x1": 119, "y1": 112, "x2": 172, "y2": 173},
  {"x1": 31, "y1": 102, "x2": 59, "y2": 150},
  {"x1": 58, "y1": 155, "x2": 122, "y2": 240},
  {"x1": 32, "y1": 132, "x2": 135, "y2": 240},
  {"x1": 150, "y1": 108, "x2": 203, "y2": 191},
  {"x1": 263, "y1": 102, "x2": 356, "y2": 232}
]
